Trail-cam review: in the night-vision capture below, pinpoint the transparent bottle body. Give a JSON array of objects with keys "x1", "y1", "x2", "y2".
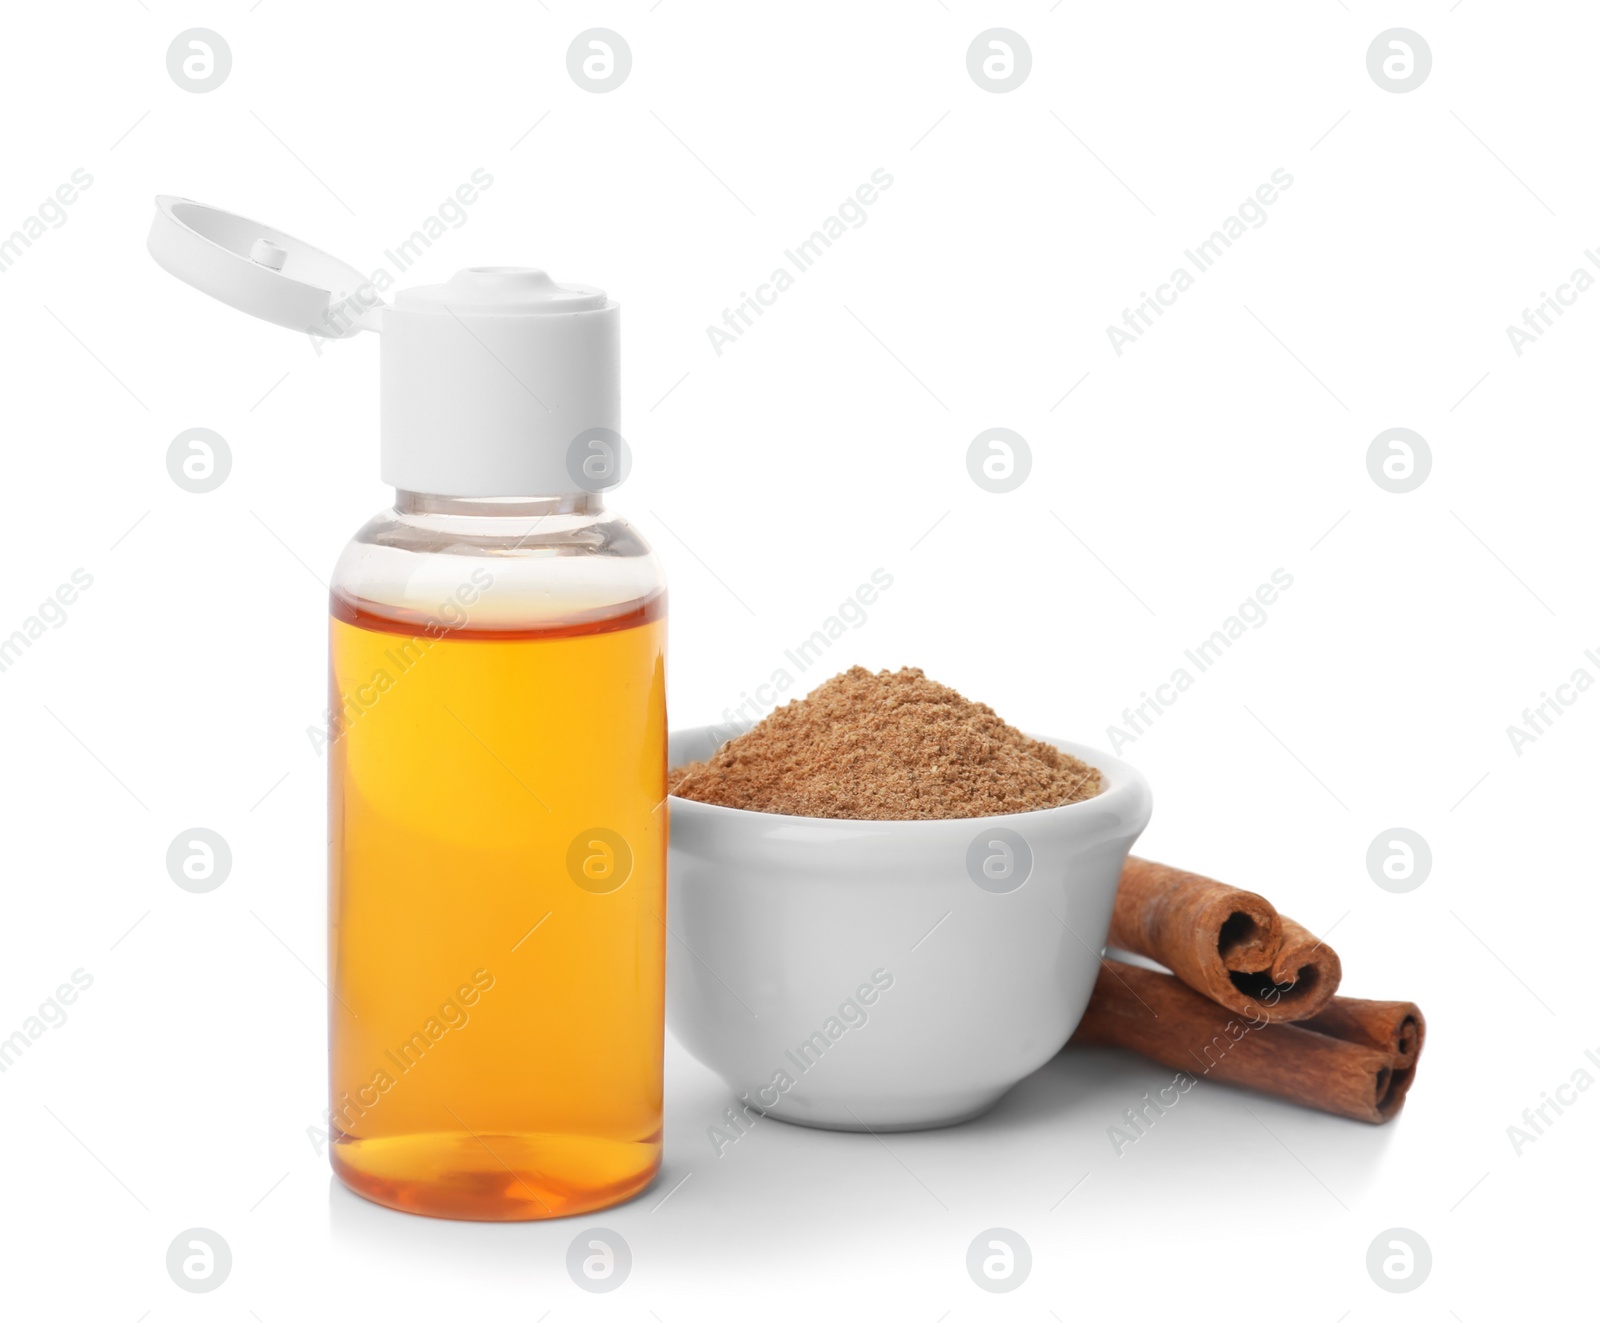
[{"x1": 326, "y1": 492, "x2": 667, "y2": 1220}]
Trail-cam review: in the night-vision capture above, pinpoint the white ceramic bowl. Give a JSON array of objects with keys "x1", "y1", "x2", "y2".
[{"x1": 666, "y1": 725, "x2": 1153, "y2": 1131}]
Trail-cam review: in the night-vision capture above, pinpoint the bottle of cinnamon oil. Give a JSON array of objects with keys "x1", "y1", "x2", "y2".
[{"x1": 149, "y1": 199, "x2": 667, "y2": 1220}]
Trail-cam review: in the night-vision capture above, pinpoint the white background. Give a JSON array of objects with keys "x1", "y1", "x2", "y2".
[{"x1": 1, "y1": 1, "x2": 1594, "y2": 1316}]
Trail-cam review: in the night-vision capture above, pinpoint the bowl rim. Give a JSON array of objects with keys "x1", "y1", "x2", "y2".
[{"x1": 666, "y1": 724, "x2": 1152, "y2": 832}]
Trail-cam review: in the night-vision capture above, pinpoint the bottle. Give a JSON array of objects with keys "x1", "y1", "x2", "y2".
[{"x1": 149, "y1": 198, "x2": 667, "y2": 1220}]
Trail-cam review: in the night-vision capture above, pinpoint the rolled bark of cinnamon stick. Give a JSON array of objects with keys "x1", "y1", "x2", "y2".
[
  {"x1": 1110, "y1": 858, "x2": 1340, "y2": 1022},
  {"x1": 1070, "y1": 959, "x2": 1421, "y2": 1123},
  {"x1": 1247, "y1": 914, "x2": 1343, "y2": 1019},
  {"x1": 1301, "y1": 997, "x2": 1426, "y2": 1067}
]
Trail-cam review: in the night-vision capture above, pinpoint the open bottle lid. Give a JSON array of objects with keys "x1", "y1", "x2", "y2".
[
  {"x1": 148, "y1": 196, "x2": 381, "y2": 337},
  {"x1": 147, "y1": 195, "x2": 623, "y2": 498}
]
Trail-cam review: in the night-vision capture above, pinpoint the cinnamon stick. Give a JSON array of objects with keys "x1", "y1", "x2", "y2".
[
  {"x1": 1110, "y1": 858, "x2": 1340, "y2": 1022},
  {"x1": 1070, "y1": 959, "x2": 1422, "y2": 1123},
  {"x1": 1302, "y1": 997, "x2": 1426, "y2": 1083}
]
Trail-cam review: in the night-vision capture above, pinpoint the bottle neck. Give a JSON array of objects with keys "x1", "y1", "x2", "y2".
[{"x1": 395, "y1": 490, "x2": 602, "y2": 519}]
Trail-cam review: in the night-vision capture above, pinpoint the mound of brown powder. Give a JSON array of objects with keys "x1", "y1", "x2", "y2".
[{"x1": 669, "y1": 666, "x2": 1102, "y2": 820}]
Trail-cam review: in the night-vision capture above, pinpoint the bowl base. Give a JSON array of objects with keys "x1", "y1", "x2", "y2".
[{"x1": 749, "y1": 1084, "x2": 1012, "y2": 1133}]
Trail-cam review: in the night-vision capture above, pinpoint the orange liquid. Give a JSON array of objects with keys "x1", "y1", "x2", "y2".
[{"x1": 327, "y1": 592, "x2": 666, "y2": 1220}]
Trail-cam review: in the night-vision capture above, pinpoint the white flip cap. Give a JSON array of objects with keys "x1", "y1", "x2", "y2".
[
  {"x1": 381, "y1": 268, "x2": 620, "y2": 498},
  {"x1": 147, "y1": 196, "x2": 622, "y2": 498},
  {"x1": 148, "y1": 196, "x2": 379, "y2": 337}
]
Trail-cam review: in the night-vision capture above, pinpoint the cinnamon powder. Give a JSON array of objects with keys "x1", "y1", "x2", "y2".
[{"x1": 669, "y1": 666, "x2": 1103, "y2": 820}]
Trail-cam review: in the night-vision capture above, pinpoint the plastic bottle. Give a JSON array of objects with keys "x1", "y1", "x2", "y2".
[{"x1": 149, "y1": 199, "x2": 667, "y2": 1220}]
